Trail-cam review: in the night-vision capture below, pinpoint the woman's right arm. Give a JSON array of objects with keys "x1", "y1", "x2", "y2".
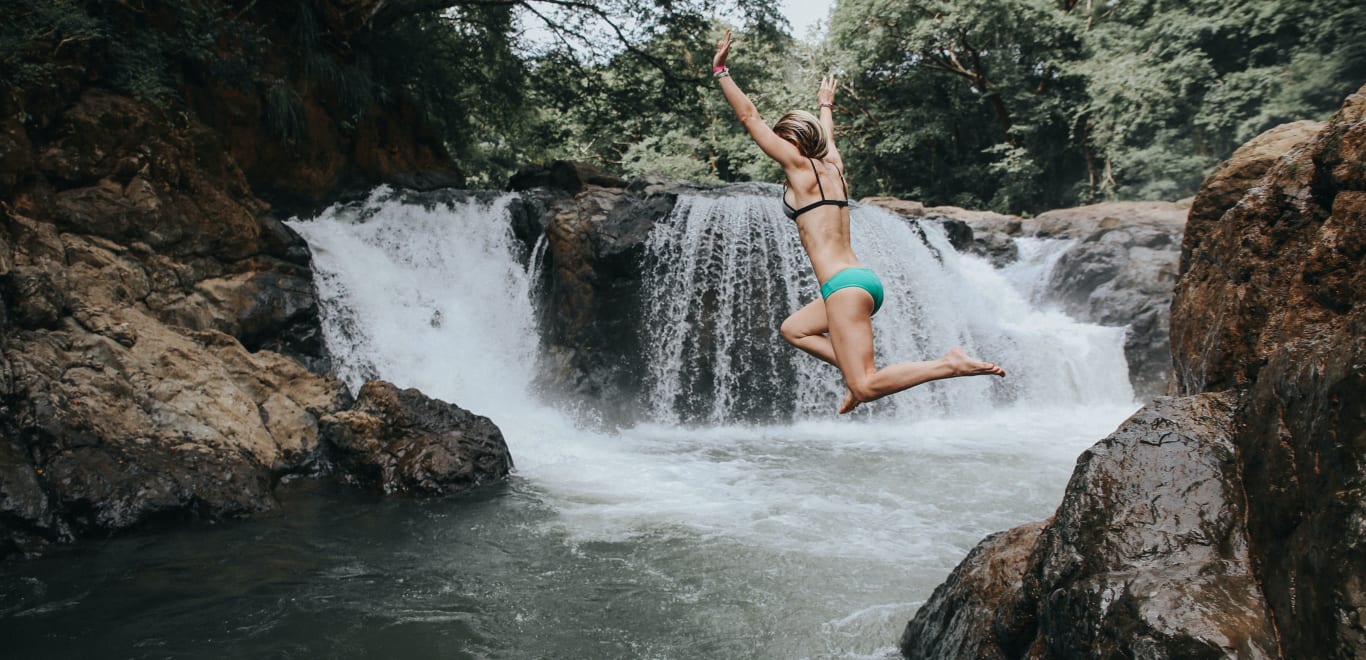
[{"x1": 713, "y1": 30, "x2": 800, "y2": 166}]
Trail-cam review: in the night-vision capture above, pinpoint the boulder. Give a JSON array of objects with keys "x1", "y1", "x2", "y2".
[
  {"x1": 905, "y1": 86, "x2": 1366, "y2": 659},
  {"x1": 320, "y1": 381, "x2": 512, "y2": 495},
  {"x1": 532, "y1": 183, "x2": 682, "y2": 420},
  {"x1": 0, "y1": 78, "x2": 497, "y2": 559},
  {"x1": 1171, "y1": 84, "x2": 1366, "y2": 656},
  {"x1": 508, "y1": 160, "x2": 630, "y2": 194},
  {"x1": 900, "y1": 522, "x2": 1044, "y2": 659},
  {"x1": 1037, "y1": 204, "x2": 1187, "y2": 397},
  {"x1": 902, "y1": 394, "x2": 1277, "y2": 658}
]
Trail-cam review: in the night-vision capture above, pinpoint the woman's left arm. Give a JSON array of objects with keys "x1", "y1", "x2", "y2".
[{"x1": 817, "y1": 75, "x2": 843, "y2": 168}]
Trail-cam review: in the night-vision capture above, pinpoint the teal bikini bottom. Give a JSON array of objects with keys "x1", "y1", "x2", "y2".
[{"x1": 820, "y1": 267, "x2": 884, "y2": 315}]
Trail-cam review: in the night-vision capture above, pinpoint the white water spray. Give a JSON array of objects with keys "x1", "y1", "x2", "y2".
[{"x1": 641, "y1": 188, "x2": 1132, "y2": 422}]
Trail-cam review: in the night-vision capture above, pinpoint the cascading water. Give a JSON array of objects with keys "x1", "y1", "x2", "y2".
[
  {"x1": 642, "y1": 186, "x2": 1131, "y2": 423},
  {"x1": 0, "y1": 185, "x2": 1142, "y2": 660}
]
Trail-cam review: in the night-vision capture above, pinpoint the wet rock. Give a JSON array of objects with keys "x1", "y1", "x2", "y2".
[
  {"x1": 0, "y1": 80, "x2": 465, "y2": 557},
  {"x1": 534, "y1": 184, "x2": 681, "y2": 420},
  {"x1": 908, "y1": 87, "x2": 1366, "y2": 659},
  {"x1": 1039, "y1": 206, "x2": 1186, "y2": 398},
  {"x1": 320, "y1": 381, "x2": 512, "y2": 496},
  {"x1": 1023, "y1": 393, "x2": 1276, "y2": 658},
  {"x1": 902, "y1": 394, "x2": 1278, "y2": 658},
  {"x1": 900, "y1": 522, "x2": 1044, "y2": 659},
  {"x1": 1171, "y1": 84, "x2": 1366, "y2": 657}
]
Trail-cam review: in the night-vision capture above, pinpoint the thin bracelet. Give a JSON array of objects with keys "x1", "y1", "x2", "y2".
[
  {"x1": 819, "y1": 101, "x2": 833, "y2": 108},
  {"x1": 715, "y1": 68, "x2": 731, "y2": 79}
]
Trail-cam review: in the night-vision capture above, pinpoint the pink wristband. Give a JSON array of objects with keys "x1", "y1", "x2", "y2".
[
  {"x1": 819, "y1": 101, "x2": 834, "y2": 108},
  {"x1": 713, "y1": 66, "x2": 727, "y2": 74}
]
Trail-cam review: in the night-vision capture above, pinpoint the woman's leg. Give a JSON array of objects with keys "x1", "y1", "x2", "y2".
[
  {"x1": 824, "y1": 288, "x2": 1006, "y2": 414},
  {"x1": 779, "y1": 298, "x2": 837, "y2": 365}
]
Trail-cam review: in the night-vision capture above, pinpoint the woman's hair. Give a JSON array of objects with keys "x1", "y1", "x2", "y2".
[{"x1": 773, "y1": 110, "x2": 828, "y2": 159}]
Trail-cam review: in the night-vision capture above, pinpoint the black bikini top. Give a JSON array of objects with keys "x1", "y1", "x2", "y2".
[{"x1": 783, "y1": 158, "x2": 850, "y2": 220}]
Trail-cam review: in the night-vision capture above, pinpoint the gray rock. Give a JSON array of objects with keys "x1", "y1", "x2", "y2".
[
  {"x1": 902, "y1": 394, "x2": 1279, "y2": 658},
  {"x1": 320, "y1": 381, "x2": 512, "y2": 496}
]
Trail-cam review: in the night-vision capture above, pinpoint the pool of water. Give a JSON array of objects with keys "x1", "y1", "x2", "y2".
[{"x1": 0, "y1": 404, "x2": 1134, "y2": 660}]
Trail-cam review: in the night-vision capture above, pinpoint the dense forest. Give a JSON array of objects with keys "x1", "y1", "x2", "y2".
[{"x1": 4, "y1": 0, "x2": 1364, "y2": 212}]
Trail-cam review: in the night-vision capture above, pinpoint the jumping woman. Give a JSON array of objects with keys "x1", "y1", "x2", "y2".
[{"x1": 711, "y1": 29, "x2": 1006, "y2": 414}]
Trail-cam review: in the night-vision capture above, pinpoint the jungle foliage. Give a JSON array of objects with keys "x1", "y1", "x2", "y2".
[{"x1": 3, "y1": 0, "x2": 1363, "y2": 211}]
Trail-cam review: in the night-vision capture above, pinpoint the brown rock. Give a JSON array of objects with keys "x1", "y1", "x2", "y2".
[
  {"x1": 1171, "y1": 84, "x2": 1366, "y2": 657},
  {"x1": 1181, "y1": 119, "x2": 1324, "y2": 274},
  {"x1": 900, "y1": 522, "x2": 1044, "y2": 659}
]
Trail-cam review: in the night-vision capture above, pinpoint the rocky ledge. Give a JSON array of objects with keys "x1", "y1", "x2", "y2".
[
  {"x1": 0, "y1": 50, "x2": 508, "y2": 558},
  {"x1": 899, "y1": 84, "x2": 1366, "y2": 658}
]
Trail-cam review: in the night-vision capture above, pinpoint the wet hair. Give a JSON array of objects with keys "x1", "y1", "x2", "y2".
[{"x1": 773, "y1": 110, "x2": 828, "y2": 159}]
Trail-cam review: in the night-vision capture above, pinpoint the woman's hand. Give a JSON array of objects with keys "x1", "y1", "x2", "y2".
[
  {"x1": 818, "y1": 75, "x2": 837, "y2": 107},
  {"x1": 713, "y1": 29, "x2": 733, "y2": 70}
]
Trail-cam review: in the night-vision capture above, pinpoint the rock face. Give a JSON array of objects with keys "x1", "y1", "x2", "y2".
[
  {"x1": 867, "y1": 198, "x2": 1186, "y2": 398},
  {"x1": 900, "y1": 522, "x2": 1044, "y2": 659},
  {"x1": 0, "y1": 39, "x2": 505, "y2": 558},
  {"x1": 513, "y1": 169, "x2": 688, "y2": 421},
  {"x1": 1171, "y1": 86, "x2": 1366, "y2": 657},
  {"x1": 904, "y1": 394, "x2": 1277, "y2": 658},
  {"x1": 902, "y1": 87, "x2": 1366, "y2": 658},
  {"x1": 320, "y1": 381, "x2": 512, "y2": 495}
]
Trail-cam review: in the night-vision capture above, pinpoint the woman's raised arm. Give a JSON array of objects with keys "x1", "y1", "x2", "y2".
[
  {"x1": 713, "y1": 29, "x2": 800, "y2": 166},
  {"x1": 817, "y1": 75, "x2": 842, "y2": 167}
]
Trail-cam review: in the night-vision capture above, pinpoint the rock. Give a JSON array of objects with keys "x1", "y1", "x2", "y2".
[
  {"x1": 1022, "y1": 393, "x2": 1276, "y2": 658},
  {"x1": 908, "y1": 87, "x2": 1366, "y2": 660},
  {"x1": 1039, "y1": 205, "x2": 1187, "y2": 397},
  {"x1": 902, "y1": 394, "x2": 1278, "y2": 658},
  {"x1": 864, "y1": 197, "x2": 1018, "y2": 261},
  {"x1": 320, "y1": 381, "x2": 512, "y2": 496},
  {"x1": 509, "y1": 160, "x2": 629, "y2": 194},
  {"x1": 0, "y1": 57, "x2": 478, "y2": 558},
  {"x1": 534, "y1": 183, "x2": 681, "y2": 420},
  {"x1": 1171, "y1": 84, "x2": 1366, "y2": 657},
  {"x1": 1181, "y1": 119, "x2": 1324, "y2": 274},
  {"x1": 900, "y1": 522, "x2": 1044, "y2": 659}
]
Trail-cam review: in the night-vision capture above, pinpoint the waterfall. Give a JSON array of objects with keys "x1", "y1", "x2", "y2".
[
  {"x1": 288, "y1": 188, "x2": 540, "y2": 416},
  {"x1": 641, "y1": 187, "x2": 1133, "y2": 423},
  {"x1": 289, "y1": 185, "x2": 1132, "y2": 426}
]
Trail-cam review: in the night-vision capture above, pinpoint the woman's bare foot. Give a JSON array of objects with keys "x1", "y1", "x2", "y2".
[
  {"x1": 839, "y1": 387, "x2": 862, "y2": 414},
  {"x1": 943, "y1": 347, "x2": 1006, "y2": 377}
]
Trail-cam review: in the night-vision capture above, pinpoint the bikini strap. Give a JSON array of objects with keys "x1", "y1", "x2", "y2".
[
  {"x1": 835, "y1": 163, "x2": 848, "y2": 199},
  {"x1": 809, "y1": 158, "x2": 827, "y2": 201}
]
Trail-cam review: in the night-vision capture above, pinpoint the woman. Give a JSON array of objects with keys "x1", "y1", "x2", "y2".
[{"x1": 712, "y1": 29, "x2": 1006, "y2": 414}]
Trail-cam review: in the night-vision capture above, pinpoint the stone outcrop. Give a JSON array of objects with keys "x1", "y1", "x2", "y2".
[
  {"x1": 901, "y1": 86, "x2": 1366, "y2": 658},
  {"x1": 512, "y1": 168, "x2": 690, "y2": 422},
  {"x1": 1171, "y1": 87, "x2": 1366, "y2": 657},
  {"x1": 0, "y1": 19, "x2": 505, "y2": 558},
  {"x1": 900, "y1": 522, "x2": 1044, "y2": 659},
  {"x1": 904, "y1": 394, "x2": 1277, "y2": 658},
  {"x1": 320, "y1": 381, "x2": 512, "y2": 496},
  {"x1": 868, "y1": 198, "x2": 1186, "y2": 398}
]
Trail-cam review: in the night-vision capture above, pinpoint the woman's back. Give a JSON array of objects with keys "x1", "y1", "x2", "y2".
[{"x1": 784, "y1": 158, "x2": 862, "y2": 281}]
